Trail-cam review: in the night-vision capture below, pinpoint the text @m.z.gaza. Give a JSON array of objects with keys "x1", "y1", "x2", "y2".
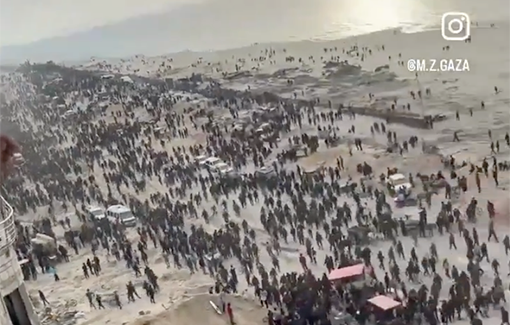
[{"x1": 407, "y1": 59, "x2": 470, "y2": 72}]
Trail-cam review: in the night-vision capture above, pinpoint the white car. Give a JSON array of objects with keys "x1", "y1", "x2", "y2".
[
  {"x1": 106, "y1": 205, "x2": 137, "y2": 227},
  {"x1": 100, "y1": 74, "x2": 114, "y2": 80},
  {"x1": 213, "y1": 162, "x2": 234, "y2": 175},
  {"x1": 85, "y1": 206, "x2": 106, "y2": 221},
  {"x1": 203, "y1": 157, "x2": 222, "y2": 169},
  {"x1": 387, "y1": 173, "x2": 412, "y2": 194},
  {"x1": 195, "y1": 155, "x2": 209, "y2": 166},
  {"x1": 255, "y1": 166, "x2": 275, "y2": 177},
  {"x1": 61, "y1": 110, "x2": 75, "y2": 119}
]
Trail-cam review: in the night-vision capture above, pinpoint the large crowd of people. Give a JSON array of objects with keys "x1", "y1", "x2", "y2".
[{"x1": 0, "y1": 55, "x2": 508, "y2": 325}]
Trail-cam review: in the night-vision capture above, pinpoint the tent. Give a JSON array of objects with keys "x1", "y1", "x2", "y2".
[
  {"x1": 328, "y1": 263, "x2": 365, "y2": 281},
  {"x1": 368, "y1": 295, "x2": 401, "y2": 311}
]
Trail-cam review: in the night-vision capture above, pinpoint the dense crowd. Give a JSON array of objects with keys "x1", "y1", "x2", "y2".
[{"x1": 0, "y1": 59, "x2": 509, "y2": 325}]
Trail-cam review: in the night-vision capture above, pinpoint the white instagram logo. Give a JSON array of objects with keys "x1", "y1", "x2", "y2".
[
  {"x1": 441, "y1": 12, "x2": 470, "y2": 41},
  {"x1": 441, "y1": 12, "x2": 471, "y2": 41}
]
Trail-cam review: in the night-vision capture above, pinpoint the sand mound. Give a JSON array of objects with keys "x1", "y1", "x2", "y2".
[
  {"x1": 272, "y1": 68, "x2": 299, "y2": 78},
  {"x1": 324, "y1": 62, "x2": 361, "y2": 80},
  {"x1": 130, "y1": 294, "x2": 266, "y2": 325}
]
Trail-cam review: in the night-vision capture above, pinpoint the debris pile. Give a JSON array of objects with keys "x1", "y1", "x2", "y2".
[{"x1": 39, "y1": 300, "x2": 84, "y2": 325}]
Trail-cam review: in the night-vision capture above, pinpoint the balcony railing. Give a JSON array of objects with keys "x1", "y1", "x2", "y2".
[{"x1": 0, "y1": 194, "x2": 16, "y2": 251}]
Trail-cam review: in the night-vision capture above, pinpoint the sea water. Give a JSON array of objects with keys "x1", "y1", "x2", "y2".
[{"x1": 0, "y1": 0, "x2": 508, "y2": 62}]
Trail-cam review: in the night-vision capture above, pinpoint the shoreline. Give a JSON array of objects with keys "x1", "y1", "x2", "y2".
[
  {"x1": 107, "y1": 23, "x2": 506, "y2": 64},
  {"x1": 2, "y1": 19, "x2": 508, "y2": 66},
  {"x1": 11, "y1": 22, "x2": 509, "y2": 148},
  {"x1": 74, "y1": 20, "x2": 508, "y2": 167}
]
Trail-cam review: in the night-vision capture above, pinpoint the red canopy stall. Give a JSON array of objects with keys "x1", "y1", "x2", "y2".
[{"x1": 328, "y1": 263, "x2": 365, "y2": 283}]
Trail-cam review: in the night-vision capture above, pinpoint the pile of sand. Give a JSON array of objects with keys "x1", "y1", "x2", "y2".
[{"x1": 130, "y1": 294, "x2": 266, "y2": 325}]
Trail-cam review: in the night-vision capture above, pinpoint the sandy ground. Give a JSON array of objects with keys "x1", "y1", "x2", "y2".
[
  {"x1": 127, "y1": 294, "x2": 266, "y2": 325},
  {"x1": 80, "y1": 23, "x2": 510, "y2": 164},
  {"x1": 17, "y1": 24, "x2": 510, "y2": 325}
]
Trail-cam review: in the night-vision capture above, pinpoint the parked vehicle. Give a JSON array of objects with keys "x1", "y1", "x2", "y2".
[
  {"x1": 213, "y1": 162, "x2": 234, "y2": 175},
  {"x1": 255, "y1": 166, "x2": 276, "y2": 178},
  {"x1": 387, "y1": 173, "x2": 412, "y2": 195},
  {"x1": 203, "y1": 157, "x2": 223, "y2": 169},
  {"x1": 106, "y1": 205, "x2": 137, "y2": 227},
  {"x1": 85, "y1": 206, "x2": 106, "y2": 222},
  {"x1": 195, "y1": 155, "x2": 209, "y2": 166}
]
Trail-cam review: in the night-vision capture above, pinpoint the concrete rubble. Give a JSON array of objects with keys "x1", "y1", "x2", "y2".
[{"x1": 38, "y1": 300, "x2": 84, "y2": 325}]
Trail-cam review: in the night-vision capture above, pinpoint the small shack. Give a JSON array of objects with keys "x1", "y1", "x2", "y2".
[
  {"x1": 367, "y1": 295, "x2": 402, "y2": 323},
  {"x1": 328, "y1": 263, "x2": 365, "y2": 284},
  {"x1": 367, "y1": 295, "x2": 401, "y2": 311}
]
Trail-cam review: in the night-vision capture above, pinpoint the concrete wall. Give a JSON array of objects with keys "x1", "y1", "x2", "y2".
[
  {"x1": 343, "y1": 106, "x2": 434, "y2": 129},
  {"x1": 0, "y1": 247, "x2": 40, "y2": 325},
  {"x1": 0, "y1": 292, "x2": 10, "y2": 325},
  {"x1": 0, "y1": 248, "x2": 24, "y2": 294}
]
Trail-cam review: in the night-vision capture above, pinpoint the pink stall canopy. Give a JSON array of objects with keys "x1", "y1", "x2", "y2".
[
  {"x1": 328, "y1": 263, "x2": 365, "y2": 281},
  {"x1": 368, "y1": 295, "x2": 402, "y2": 311}
]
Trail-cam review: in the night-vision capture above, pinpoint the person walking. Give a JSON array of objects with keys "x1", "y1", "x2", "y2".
[
  {"x1": 227, "y1": 302, "x2": 234, "y2": 324},
  {"x1": 38, "y1": 290, "x2": 50, "y2": 306}
]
